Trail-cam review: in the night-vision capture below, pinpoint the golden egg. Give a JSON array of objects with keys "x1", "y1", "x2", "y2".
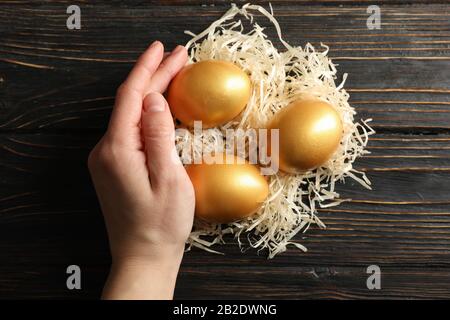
[
  {"x1": 185, "y1": 154, "x2": 269, "y2": 223},
  {"x1": 167, "y1": 60, "x2": 252, "y2": 128},
  {"x1": 269, "y1": 99, "x2": 343, "y2": 173}
]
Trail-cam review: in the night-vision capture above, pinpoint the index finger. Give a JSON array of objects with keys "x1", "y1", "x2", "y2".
[
  {"x1": 107, "y1": 41, "x2": 164, "y2": 143},
  {"x1": 123, "y1": 41, "x2": 164, "y2": 92}
]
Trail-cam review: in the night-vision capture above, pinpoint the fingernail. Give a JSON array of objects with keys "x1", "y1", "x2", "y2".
[
  {"x1": 172, "y1": 45, "x2": 185, "y2": 55},
  {"x1": 144, "y1": 93, "x2": 166, "y2": 112},
  {"x1": 150, "y1": 40, "x2": 161, "y2": 49}
]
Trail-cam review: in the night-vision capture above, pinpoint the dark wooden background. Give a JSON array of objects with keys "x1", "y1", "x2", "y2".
[{"x1": 1, "y1": 0, "x2": 450, "y2": 299}]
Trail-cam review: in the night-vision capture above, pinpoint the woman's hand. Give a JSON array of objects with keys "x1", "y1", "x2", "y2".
[{"x1": 88, "y1": 41, "x2": 195, "y2": 299}]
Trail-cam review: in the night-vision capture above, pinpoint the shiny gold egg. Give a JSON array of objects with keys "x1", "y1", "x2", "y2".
[
  {"x1": 185, "y1": 154, "x2": 269, "y2": 224},
  {"x1": 269, "y1": 99, "x2": 343, "y2": 173},
  {"x1": 167, "y1": 60, "x2": 252, "y2": 128}
]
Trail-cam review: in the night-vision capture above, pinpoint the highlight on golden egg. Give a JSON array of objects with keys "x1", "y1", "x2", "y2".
[
  {"x1": 167, "y1": 60, "x2": 252, "y2": 128},
  {"x1": 269, "y1": 98, "x2": 343, "y2": 173},
  {"x1": 185, "y1": 153, "x2": 269, "y2": 224}
]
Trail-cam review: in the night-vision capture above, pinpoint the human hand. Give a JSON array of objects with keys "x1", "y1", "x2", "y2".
[{"x1": 88, "y1": 41, "x2": 195, "y2": 299}]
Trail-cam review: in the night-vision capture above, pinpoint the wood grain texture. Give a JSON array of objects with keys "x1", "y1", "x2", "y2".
[
  {"x1": 1, "y1": 4, "x2": 450, "y2": 131},
  {"x1": 1, "y1": 133, "x2": 450, "y2": 298},
  {"x1": 0, "y1": 1, "x2": 449, "y2": 299}
]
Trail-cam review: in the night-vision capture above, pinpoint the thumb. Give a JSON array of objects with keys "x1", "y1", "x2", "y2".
[{"x1": 141, "y1": 92, "x2": 181, "y2": 188}]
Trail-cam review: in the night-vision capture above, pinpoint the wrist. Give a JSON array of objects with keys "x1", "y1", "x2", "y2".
[
  {"x1": 112, "y1": 248, "x2": 184, "y2": 275},
  {"x1": 103, "y1": 245, "x2": 185, "y2": 300},
  {"x1": 109, "y1": 236, "x2": 186, "y2": 268}
]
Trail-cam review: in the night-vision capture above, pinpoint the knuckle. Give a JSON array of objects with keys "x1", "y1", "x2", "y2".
[
  {"x1": 165, "y1": 171, "x2": 182, "y2": 186},
  {"x1": 115, "y1": 83, "x2": 127, "y2": 97},
  {"x1": 88, "y1": 145, "x2": 105, "y2": 172},
  {"x1": 87, "y1": 140, "x2": 119, "y2": 173},
  {"x1": 137, "y1": 64, "x2": 153, "y2": 79},
  {"x1": 158, "y1": 167, "x2": 192, "y2": 191},
  {"x1": 157, "y1": 169, "x2": 182, "y2": 190},
  {"x1": 143, "y1": 122, "x2": 174, "y2": 141},
  {"x1": 116, "y1": 83, "x2": 140, "y2": 99},
  {"x1": 87, "y1": 148, "x2": 97, "y2": 170},
  {"x1": 160, "y1": 62, "x2": 177, "y2": 79}
]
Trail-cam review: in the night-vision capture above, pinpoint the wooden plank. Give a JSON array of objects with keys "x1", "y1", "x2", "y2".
[
  {"x1": 0, "y1": 4, "x2": 450, "y2": 131},
  {"x1": 176, "y1": 266, "x2": 450, "y2": 299},
  {"x1": 1, "y1": 262, "x2": 449, "y2": 299},
  {"x1": 1, "y1": 0, "x2": 446, "y2": 8},
  {"x1": 1, "y1": 60, "x2": 450, "y2": 131},
  {"x1": 1, "y1": 1, "x2": 450, "y2": 300},
  {"x1": 0, "y1": 133, "x2": 449, "y2": 272},
  {"x1": 1, "y1": 4, "x2": 449, "y2": 57}
]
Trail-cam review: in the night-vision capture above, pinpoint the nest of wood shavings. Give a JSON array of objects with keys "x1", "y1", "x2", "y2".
[{"x1": 175, "y1": 3, "x2": 375, "y2": 258}]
